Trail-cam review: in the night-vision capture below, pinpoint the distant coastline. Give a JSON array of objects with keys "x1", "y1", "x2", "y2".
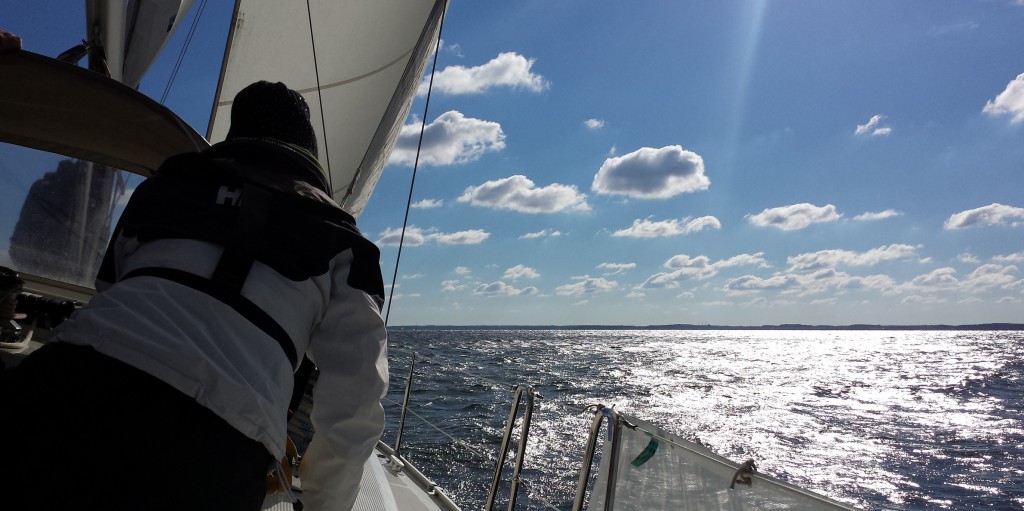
[{"x1": 389, "y1": 323, "x2": 1024, "y2": 331}]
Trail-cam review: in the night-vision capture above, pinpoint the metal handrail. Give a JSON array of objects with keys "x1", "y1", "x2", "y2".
[
  {"x1": 572, "y1": 407, "x2": 613, "y2": 511},
  {"x1": 485, "y1": 385, "x2": 536, "y2": 511},
  {"x1": 393, "y1": 352, "x2": 417, "y2": 455}
]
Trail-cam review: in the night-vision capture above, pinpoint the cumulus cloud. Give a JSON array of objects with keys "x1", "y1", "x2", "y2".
[
  {"x1": 641, "y1": 252, "x2": 768, "y2": 288},
  {"x1": 432, "y1": 229, "x2": 490, "y2": 245},
  {"x1": 420, "y1": 52, "x2": 548, "y2": 96},
  {"x1": 597, "y1": 262, "x2": 636, "y2": 275},
  {"x1": 411, "y1": 198, "x2": 444, "y2": 209},
  {"x1": 855, "y1": 114, "x2": 893, "y2": 136},
  {"x1": 377, "y1": 226, "x2": 489, "y2": 246},
  {"x1": 853, "y1": 209, "x2": 903, "y2": 221},
  {"x1": 555, "y1": 275, "x2": 618, "y2": 296},
  {"x1": 786, "y1": 244, "x2": 919, "y2": 272},
  {"x1": 377, "y1": 226, "x2": 429, "y2": 247},
  {"x1": 993, "y1": 251, "x2": 1024, "y2": 263},
  {"x1": 455, "y1": 267, "x2": 471, "y2": 275},
  {"x1": 747, "y1": 203, "x2": 841, "y2": 231},
  {"x1": 724, "y1": 269, "x2": 897, "y2": 297},
  {"x1": 962, "y1": 264, "x2": 1019, "y2": 293},
  {"x1": 473, "y1": 281, "x2": 539, "y2": 297},
  {"x1": 611, "y1": 216, "x2": 721, "y2": 238},
  {"x1": 584, "y1": 119, "x2": 605, "y2": 129},
  {"x1": 592, "y1": 145, "x2": 710, "y2": 199},
  {"x1": 982, "y1": 72, "x2": 1024, "y2": 123},
  {"x1": 441, "y1": 280, "x2": 465, "y2": 292},
  {"x1": 504, "y1": 264, "x2": 540, "y2": 280},
  {"x1": 390, "y1": 111, "x2": 505, "y2": 166},
  {"x1": 908, "y1": 267, "x2": 959, "y2": 290},
  {"x1": 957, "y1": 253, "x2": 981, "y2": 264},
  {"x1": 944, "y1": 203, "x2": 1024, "y2": 229},
  {"x1": 458, "y1": 175, "x2": 590, "y2": 213},
  {"x1": 520, "y1": 229, "x2": 562, "y2": 239}
]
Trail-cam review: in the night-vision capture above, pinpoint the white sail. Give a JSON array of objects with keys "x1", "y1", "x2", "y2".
[
  {"x1": 590, "y1": 413, "x2": 855, "y2": 511},
  {"x1": 207, "y1": 0, "x2": 446, "y2": 217},
  {"x1": 85, "y1": 0, "x2": 194, "y2": 88}
]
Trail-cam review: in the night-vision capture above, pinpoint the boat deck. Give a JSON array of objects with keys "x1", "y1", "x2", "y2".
[{"x1": 261, "y1": 449, "x2": 454, "y2": 511}]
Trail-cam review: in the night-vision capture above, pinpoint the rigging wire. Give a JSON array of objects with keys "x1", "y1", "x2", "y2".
[
  {"x1": 381, "y1": 396, "x2": 495, "y2": 462},
  {"x1": 304, "y1": 0, "x2": 333, "y2": 193},
  {"x1": 160, "y1": 0, "x2": 208, "y2": 104},
  {"x1": 384, "y1": 0, "x2": 449, "y2": 327},
  {"x1": 384, "y1": 353, "x2": 600, "y2": 510}
]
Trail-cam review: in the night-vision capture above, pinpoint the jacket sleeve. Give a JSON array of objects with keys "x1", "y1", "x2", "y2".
[{"x1": 299, "y1": 249, "x2": 388, "y2": 510}]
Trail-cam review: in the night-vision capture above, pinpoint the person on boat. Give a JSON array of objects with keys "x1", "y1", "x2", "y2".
[{"x1": 0, "y1": 81, "x2": 387, "y2": 511}]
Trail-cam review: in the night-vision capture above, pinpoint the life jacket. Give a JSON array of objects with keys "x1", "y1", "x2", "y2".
[{"x1": 96, "y1": 139, "x2": 385, "y2": 369}]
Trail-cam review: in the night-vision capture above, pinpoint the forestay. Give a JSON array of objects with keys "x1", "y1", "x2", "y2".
[{"x1": 207, "y1": 0, "x2": 446, "y2": 217}]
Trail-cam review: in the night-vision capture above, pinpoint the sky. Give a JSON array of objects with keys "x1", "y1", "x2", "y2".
[{"x1": 5, "y1": 1, "x2": 1024, "y2": 326}]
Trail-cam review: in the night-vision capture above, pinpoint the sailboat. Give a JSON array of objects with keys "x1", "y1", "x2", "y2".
[{"x1": 1, "y1": 2, "x2": 856, "y2": 509}]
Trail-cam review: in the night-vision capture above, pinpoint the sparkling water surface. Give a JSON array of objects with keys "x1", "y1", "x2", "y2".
[{"x1": 380, "y1": 330, "x2": 1024, "y2": 510}]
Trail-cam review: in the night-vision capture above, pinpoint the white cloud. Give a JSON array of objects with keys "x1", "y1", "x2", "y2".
[
  {"x1": 441, "y1": 280, "x2": 465, "y2": 292},
  {"x1": 626, "y1": 291, "x2": 645, "y2": 299},
  {"x1": 584, "y1": 119, "x2": 605, "y2": 129},
  {"x1": 944, "y1": 203, "x2": 1024, "y2": 229},
  {"x1": 786, "y1": 244, "x2": 919, "y2": 272},
  {"x1": 455, "y1": 267, "x2": 471, "y2": 275},
  {"x1": 377, "y1": 226, "x2": 489, "y2": 246},
  {"x1": 458, "y1": 175, "x2": 590, "y2": 213},
  {"x1": 962, "y1": 264, "x2": 1019, "y2": 293},
  {"x1": 377, "y1": 226, "x2": 428, "y2": 247},
  {"x1": 853, "y1": 209, "x2": 903, "y2": 221},
  {"x1": 473, "y1": 281, "x2": 539, "y2": 297},
  {"x1": 612, "y1": 216, "x2": 721, "y2": 238},
  {"x1": 747, "y1": 203, "x2": 841, "y2": 231},
  {"x1": 958, "y1": 253, "x2": 981, "y2": 264},
  {"x1": 555, "y1": 275, "x2": 618, "y2": 296},
  {"x1": 855, "y1": 114, "x2": 893, "y2": 136},
  {"x1": 420, "y1": 52, "x2": 548, "y2": 96},
  {"x1": 724, "y1": 269, "x2": 897, "y2": 297},
  {"x1": 411, "y1": 198, "x2": 444, "y2": 209},
  {"x1": 982, "y1": 72, "x2": 1024, "y2": 123},
  {"x1": 519, "y1": 229, "x2": 562, "y2": 239},
  {"x1": 909, "y1": 267, "x2": 959, "y2": 289},
  {"x1": 641, "y1": 252, "x2": 768, "y2": 288},
  {"x1": 433, "y1": 229, "x2": 490, "y2": 245},
  {"x1": 504, "y1": 264, "x2": 540, "y2": 280},
  {"x1": 592, "y1": 145, "x2": 710, "y2": 199},
  {"x1": 391, "y1": 111, "x2": 505, "y2": 166},
  {"x1": 597, "y1": 262, "x2": 636, "y2": 276},
  {"x1": 402, "y1": 273, "x2": 424, "y2": 280},
  {"x1": 993, "y1": 251, "x2": 1024, "y2": 263}
]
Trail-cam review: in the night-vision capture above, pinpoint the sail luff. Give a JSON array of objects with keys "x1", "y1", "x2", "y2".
[
  {"x1": 207, "y1": 0, "x2": 443, "y2": 218},
  {"x1": 206, "y1": 0, "x2": 242, "y2": 140}
]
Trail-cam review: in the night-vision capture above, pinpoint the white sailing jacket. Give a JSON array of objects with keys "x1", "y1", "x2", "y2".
[{"x1": 50, "y1": 139, "x2": 387, "y2": 509}]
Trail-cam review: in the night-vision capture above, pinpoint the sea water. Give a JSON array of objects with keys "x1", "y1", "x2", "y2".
[{"x1": 379, "y1": 330, "x2": 1024, "y2": 510}]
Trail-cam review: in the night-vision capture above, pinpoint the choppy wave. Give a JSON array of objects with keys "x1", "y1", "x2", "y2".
[{"x1": 380, "y1": 330, "x2": 1024, "y2": 510}]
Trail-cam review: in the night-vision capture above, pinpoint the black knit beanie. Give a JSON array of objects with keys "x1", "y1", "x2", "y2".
[{"x1": 225, "y1": 81, "x2": 318, "y2": 157}]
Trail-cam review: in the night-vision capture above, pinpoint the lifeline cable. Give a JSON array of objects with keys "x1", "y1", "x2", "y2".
[
  {"x1": 384, "y1": 0, "x2": 449, "y2": 326},
  {"x1": 304, "y1": 0, "x2": 332, "y2": 193}
]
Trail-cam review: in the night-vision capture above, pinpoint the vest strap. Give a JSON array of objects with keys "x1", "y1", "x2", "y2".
[{"x1": 121, "y1": 266, "x2": 298, "y2": 368}]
